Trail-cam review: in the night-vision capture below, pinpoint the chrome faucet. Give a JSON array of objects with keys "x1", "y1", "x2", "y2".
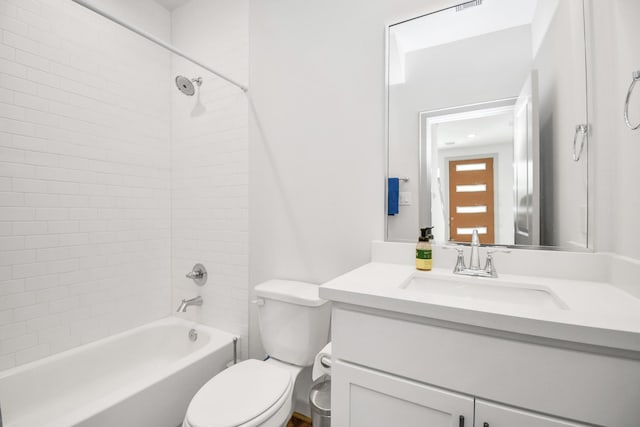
[
  {"x1": 177, "y1": 296, "x2": 203, "y2": 312},
  {"x1": 450, "y1": 229, "x2": 510, "y2": 278}
]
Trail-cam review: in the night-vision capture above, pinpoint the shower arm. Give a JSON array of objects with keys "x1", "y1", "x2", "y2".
[{"x1": 71, "y1": 0, "x2": 248, "y2": 93}]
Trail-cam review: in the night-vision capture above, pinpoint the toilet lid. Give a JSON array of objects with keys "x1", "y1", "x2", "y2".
[{"x1": 186, "y1": 359, "x2": 291, "y2": 427}]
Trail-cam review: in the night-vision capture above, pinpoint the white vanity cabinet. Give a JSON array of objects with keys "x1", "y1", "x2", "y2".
[
  {"x1": 330, "y1": 305, "x2": 640, "y2": 427},
  {"x1": 333, "y1": 359, "x2": 586, "y2": 427},
  {"x1": 333, "y1": 360, "x2": 474, "y2": 427},
  {"x1": 474, "y1": 400, "x2": 586, "y2": 427}
]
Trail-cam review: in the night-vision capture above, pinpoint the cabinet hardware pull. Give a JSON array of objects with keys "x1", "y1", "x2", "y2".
[
  {"x1": 459, "y1": 415, "x2": 464, "y2": 426},
  {"x1": 624, "y1": 70, "x2": 640, "y2": 130},
  {"x1": 483, "y1": 423, "x2": 490, "y2": 427}
]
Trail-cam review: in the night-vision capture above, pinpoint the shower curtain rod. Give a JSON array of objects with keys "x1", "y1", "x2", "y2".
[{"x1": 71, "y1": 0, "x2": 248, "y2": 92}]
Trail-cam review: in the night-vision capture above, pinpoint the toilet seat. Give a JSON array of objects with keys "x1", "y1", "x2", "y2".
[{"x1": 184, "y1": 359, "x2": 293, "y2": 427}]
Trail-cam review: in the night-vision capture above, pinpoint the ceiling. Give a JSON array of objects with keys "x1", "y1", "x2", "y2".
[
  {"x1": 436, "y1": 112, "x2": 513, "y2": 150},
  {"x1": 391, "y1": 0, "x2": 538, "y2": 53},
  {"x1": 153, "y1": 0, "x2": 190, "y2": 11}
]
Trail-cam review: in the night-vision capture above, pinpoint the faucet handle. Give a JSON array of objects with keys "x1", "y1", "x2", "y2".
[
  {"x1": 185, "y1": 271, "x2": 203, "y2": 279},
  {"x1": 186, "y1": 263, "x2": 207, "y2": 286},
  {"x1": 454, "y1": 249, "x2": 467, "y2": 273},
  {"x1": 484, "y1": 248, "x2": 510, "y2": 278},
  {"x1": 443, "y1": 245, "x2": 467, "y2": 273},
  {"x1": 483, "y1": 252, "x2": 497, "y2": 278}
]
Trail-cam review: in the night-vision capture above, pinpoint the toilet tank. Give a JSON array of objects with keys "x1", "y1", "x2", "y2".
[{"x1": 254, "y1": 280, "x2": 331, "y2": 367}]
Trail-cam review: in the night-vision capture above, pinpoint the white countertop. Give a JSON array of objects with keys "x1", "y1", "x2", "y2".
[{"x1": 320, "y1": 262, "x2": 640, "y2": 353}]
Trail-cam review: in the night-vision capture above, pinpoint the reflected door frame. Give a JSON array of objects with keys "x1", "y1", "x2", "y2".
[{"x1": 419, "y1": 98, "x2": 516, "y2": 241}]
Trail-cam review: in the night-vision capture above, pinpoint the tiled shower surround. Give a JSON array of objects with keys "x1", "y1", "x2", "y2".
[
  {"x1": 170, "y1": 0, "x2": 249, "y2": 358},
  {"x1": 0, "y1": 0, "x2": 248, "y2": 368}
]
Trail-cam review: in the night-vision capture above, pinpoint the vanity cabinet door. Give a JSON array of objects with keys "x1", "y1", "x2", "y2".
[
  {"x1": 474, "y1": 400, "x2": 588, "y2": 427},
  {"x1": 332, "y1": 360, "x2": 474, "y2": 427}
]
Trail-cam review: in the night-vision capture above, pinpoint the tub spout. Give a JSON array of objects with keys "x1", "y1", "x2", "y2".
[{"x1": 177, "y1": 296, "x2": 203, "y2": 312}]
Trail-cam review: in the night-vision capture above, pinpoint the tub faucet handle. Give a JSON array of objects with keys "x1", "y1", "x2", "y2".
[
  {"x1": 185, "y1": 263, "x2": 207, "y2": 286},
  {"x1": 186, "y1": 270, "x2": 203, "y2": 279}
]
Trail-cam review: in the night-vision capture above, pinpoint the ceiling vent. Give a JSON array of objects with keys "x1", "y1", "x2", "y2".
[{"x1": 455, "y1": 0, "x2": 483, "y2": 12}]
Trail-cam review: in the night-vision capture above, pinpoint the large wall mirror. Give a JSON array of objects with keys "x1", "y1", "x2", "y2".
[{"x1": 386, "y1": 0, "x2": 590, "y2": 250}]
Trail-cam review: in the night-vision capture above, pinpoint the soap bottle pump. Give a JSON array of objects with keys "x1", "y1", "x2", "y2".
[{"x1": 416, "y1": 227, "x2": 433, "y2": 271}]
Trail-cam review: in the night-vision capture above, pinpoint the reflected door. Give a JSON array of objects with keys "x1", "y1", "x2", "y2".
[
  {"x1": 449, "y1": 158, "x2": 495, "y2": 244},
  {"x1": 513, "y1": 71, "x2": 540, "y2": 245}
]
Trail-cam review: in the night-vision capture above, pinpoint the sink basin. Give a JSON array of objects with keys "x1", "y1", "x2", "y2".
[{"x1": 400, "y1": 274, "x2": 568, "y2": 310}]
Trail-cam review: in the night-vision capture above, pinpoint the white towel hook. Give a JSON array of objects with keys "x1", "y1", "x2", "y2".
[{"x1": 624, "y1": 70, "x2": 640, "y2": 130}]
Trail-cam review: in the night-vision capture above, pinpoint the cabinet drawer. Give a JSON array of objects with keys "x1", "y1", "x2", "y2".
[
  {"x1": 333, "y1": 360, "x2": 474, "y2": 427},
  {"x1": 332, "y1": 306, "x2": 640, "y2": 427},
  {"x1": 475, "y1": 400, "x2": 588, "y2": 427}
]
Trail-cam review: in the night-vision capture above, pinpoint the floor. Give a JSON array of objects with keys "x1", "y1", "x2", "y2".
[{"x1": 286, "y1": 412, "x2": 312, "y2": 427}]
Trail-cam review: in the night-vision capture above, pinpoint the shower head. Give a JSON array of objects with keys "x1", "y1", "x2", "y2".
[{"x1": 175, "y1": 75, "x2": 202, "y2": 96}]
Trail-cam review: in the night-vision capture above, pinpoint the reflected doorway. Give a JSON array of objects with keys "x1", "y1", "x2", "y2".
[
  {"x1": 449, "y1": 157, "x2": 495, "y2": 244},
  {"x1": 421, "y1": 98, "x2": 517, "y2": 246}
]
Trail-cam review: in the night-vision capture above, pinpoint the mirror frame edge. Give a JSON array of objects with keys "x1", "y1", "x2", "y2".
[
  {"x1": 383, "y1": 0, "x2": 595, "y2": 253},
  {"x1": 584, "y1": 0, "x2": 596, "y2": 252}
]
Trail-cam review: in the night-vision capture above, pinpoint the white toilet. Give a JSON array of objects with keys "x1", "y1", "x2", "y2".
[{"x1": 183, "y1": 280, "x2": 331, "y2": 427}]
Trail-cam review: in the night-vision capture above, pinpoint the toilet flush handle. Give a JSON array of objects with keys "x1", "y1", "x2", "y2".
[{"x1": 251, "y1": 298, "x2": 265, "y2": 307}]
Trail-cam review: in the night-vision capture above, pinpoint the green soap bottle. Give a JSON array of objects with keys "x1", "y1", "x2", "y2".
[{"x1": 416, "y1": 227, "x2": 433, "y2": 271}]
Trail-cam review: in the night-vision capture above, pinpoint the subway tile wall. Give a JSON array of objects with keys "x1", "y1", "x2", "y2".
[
  {"x1": 170, "y1": 0, "x2": 249, "y2": 359},
  {"x1": 0, "y1": 0, "x2": 172, "y2": 369}
]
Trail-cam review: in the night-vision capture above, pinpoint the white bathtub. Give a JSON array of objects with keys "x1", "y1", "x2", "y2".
[{"x1": 0, "y1": 317, "x2": 237, "y2": 427}]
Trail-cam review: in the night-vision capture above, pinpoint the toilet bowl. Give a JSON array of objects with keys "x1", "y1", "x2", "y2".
[
  {"x1": 183, "y1": 280, "x2": 331, "y2": 427},
  {"x1": 183, "y1": 359, "x2": 301, "y2": 427}
]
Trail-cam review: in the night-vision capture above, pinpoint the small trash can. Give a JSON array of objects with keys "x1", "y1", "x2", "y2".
[{"x1": 309, "y1": 378, "x2": 331, "y2": 427}]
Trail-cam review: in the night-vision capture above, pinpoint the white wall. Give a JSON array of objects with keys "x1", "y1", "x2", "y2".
[
  {"x1": 248, "y1": 0, "x2": 463, "y2": 415},
  {"x1": 170, "y1": 0, "x2": 249, "y2": 358},
  {"x1": 589, "y1": 0, "x2": 640, "y2": 260},
  {"x1": 388, "y1": 25, "x2": 532, "y2": 241},
  {"x1": 245, "y1": 0, "x2": 640, "y2": 338},
  {"x1": 235, "y1": 0, "x2": 640, "y2": 412},
  {"x1": 0, "y1": 0, "x2": 171, "y2": 369}
]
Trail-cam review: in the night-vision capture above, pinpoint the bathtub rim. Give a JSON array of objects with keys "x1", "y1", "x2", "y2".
[{"x1": 0, "y1": 316, "x2": 238, "y2": 427}]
